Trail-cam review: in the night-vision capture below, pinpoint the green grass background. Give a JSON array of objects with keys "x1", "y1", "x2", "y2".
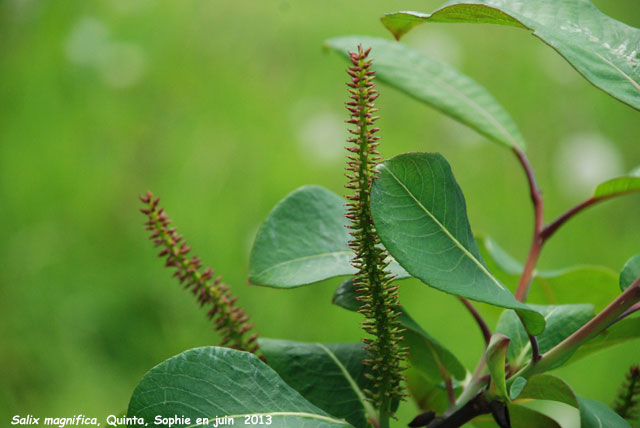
[{"x1": 1, "y1": 0, "x2": 639, "y2": 426}]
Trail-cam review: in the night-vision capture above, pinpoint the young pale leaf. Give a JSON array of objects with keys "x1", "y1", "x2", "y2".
[
  {"x1": 509, "y1": 376, "x2": 527, "y2": 400},
  {"x1": 258, "y1": 339, "x2": 373, "y2": 428},
  {"x1": 332, "y1": 278, "x2": 467, "y2": 382},
  {"x1": 496, "y1": 304, "x2": 594, "y2": 370},
  {"x1": 486, "y1": 333, "x2": 510, "y2": 401},
  {"x1": 381, "y1": 0, "x2": 640, "y2": 110},
  {"x1": 249, "y1": 185, "x2": 407, "y2": 288},
  {"x1": 325, "y1": 36, "x2": 525, "y2": 150},
  {"x1": 593, "y1": 167, "x2": 640, "y2": 199},
  {"x1": 579, "y1": 397, "x2": 631, "y2": 428},
  {"x1": 478, "y1": 235, "x2": 619, "y2": 311},
  {"x1": 371, "y1": 153, "x2": 544, "y2": 334},
  {"x1": 127, "y1": 347, "x2": 352, "y2": 427},
  {"x1": 568, "y1": 317, "x2": 640, "y2": 364},
  {"x1": 620, "y1": 254, "x2": 640, "y2": 291}
]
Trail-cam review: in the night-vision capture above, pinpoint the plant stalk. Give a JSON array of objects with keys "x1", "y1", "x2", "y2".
[{"x1": 513, "y1": 148, "x2": 544, "y2": 303}]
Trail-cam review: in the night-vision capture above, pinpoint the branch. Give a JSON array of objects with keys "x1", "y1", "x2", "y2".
[
  {"x1": 459, "y1": 298, "x2": 492, "y2": 346},
  {"x1": 541, "y1": 196, "x2": 601, "y2": 241},
  {"x1": 512, "y1": 148, "x2": 544, "y2": 302}
]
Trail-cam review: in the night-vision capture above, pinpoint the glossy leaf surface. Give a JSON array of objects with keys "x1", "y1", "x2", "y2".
[
  {"x1": 259, "y1": 339, "x2": 372, "y2": 428},
  {"x1": 371, "y1": 153, "x2": 544, "y2": 334},
  {"x1": 381, "y1": 0, "x2": 640, "y2": 110},
  {"x1": 332, "y1": 278, "x2": 466, "y2": 382},
  {"x1": 496, "y1": 304, "x2": 594, "y2": 369},
  {"x1": 326, "y1": 35, "x2": 525, "y2": 150},
  {"x1": 128, "y1": 347, "x2": 351, "y2": 427}
]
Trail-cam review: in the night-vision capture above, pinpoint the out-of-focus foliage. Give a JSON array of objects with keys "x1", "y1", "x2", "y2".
[{"x1": 0, "y1": 1, "x2": 638, "y2": 426}]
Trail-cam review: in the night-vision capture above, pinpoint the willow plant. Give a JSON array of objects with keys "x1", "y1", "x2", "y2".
[{"x1": 126, "y1": 1, "x2": 639, "y2": 427}]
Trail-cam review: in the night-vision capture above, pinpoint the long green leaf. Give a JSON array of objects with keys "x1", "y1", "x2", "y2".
[
  {"x1": 478, "y1": 235, "x2": 619, "y2": 311},
  {"x1": 620, "y1": 254, "x2": 640, "y2": 291},
  {"x1": 496, "y1": 304, "x2": 594, "y2": 369},
  {"x1": 128, "y1": 347, "x2": 352, "y2": 428},
  {"x1": 325, "y1": 35, "x2": 525, "y2": 150},
  {"x1": 258, "y1": 339, "x2": 373, "y2": 428},
  {"x1": 249, "y1": 185, "x2": 407, "y2": 288},
  {"x1": 381, "y1": 0, "x2": 640, "y2": 110},
  {"x1": 593, "y1": 167, "x2": 640, "y2": 198},
  {"x1": 332, "y1": 278, "x2": 466, "y2": 382},
  {"x1": 371, "y1": 153, "x2": 544, "y2": 334}
]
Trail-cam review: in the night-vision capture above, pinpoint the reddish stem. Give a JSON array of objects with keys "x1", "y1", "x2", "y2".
[
  {"x1": 541, "y1": 195, "x2": 611, "y2": 241},
  {"x1": 459, "y1": 297, "x2": 492, "y2": 346},
  {"x1": 513, "y1": 149, "x2": 545, "y2": 303}
]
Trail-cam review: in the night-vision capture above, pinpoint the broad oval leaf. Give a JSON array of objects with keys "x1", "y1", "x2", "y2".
[
  {"x1": 381, "y1": 0, "x2": 640, "y2": 110},
  {"x1": 332, "y1": 278, "x2": 467, "y2": 382},
  {"x1": 249, "y1": 186, "x2": 354, "y2": 288},
  {"x1": 496, "y1": 304, "x2": 594, "y2": 370},
  {"x1": 620, "y1": 254, "x2": 640, "y2": 291},
  {"x1": 478, "y1": 235, "x2": 619, "y2": 311},
  {"x1": 593, "y1": 167, "x2": 640, "y2": 199},
  {"x1": 258, "y1": 339, "x2": 373, "y2": 428},
  {"x1": 249, "y1": 185, "x2": 408, "y2": 288},
  {"x1": 128, "y1": 346, "x2": 352, "y2": 428},
  {"x1": 371, "y1": 153, "x2": 544, "y2": 334},
  {"x1": 325, "y1": 35, "x2": 525, "y2": 150}
]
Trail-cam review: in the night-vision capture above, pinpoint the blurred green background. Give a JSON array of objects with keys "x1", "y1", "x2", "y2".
[{"x1": 1, "y1": 0, "x2": 639, "y2": 426}]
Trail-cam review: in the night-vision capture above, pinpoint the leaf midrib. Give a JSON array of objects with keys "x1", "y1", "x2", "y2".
[{"x1": 380, "y1": 164, "x2": 505, "y2": 291}]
